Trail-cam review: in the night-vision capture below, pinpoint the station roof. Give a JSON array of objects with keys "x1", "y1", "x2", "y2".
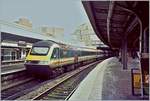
[
  {"x1": 82, "y1": 1, "x2": 149, "y2": 51},
  {"x1": 1, "y1": 20, "x2": 56, "y2": 43},
  {"x1": 0, "y1": 20, "x2": 71, "y2": 44}
]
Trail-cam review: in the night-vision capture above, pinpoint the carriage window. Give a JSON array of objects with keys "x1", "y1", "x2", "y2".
[{"x1": 62, "y1": 49, "x2": 67, "y2": 58}]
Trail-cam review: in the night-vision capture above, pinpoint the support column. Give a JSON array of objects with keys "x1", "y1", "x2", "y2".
[
  {"x1": 121, "y1": 45, "x2": 123, "y2": 64},
  {"x1": 121, "y1": 37, "x2": 128, "y2": 70},
  {"x1": 21, "y1": 48, "x2": 24, "y2": 59}
]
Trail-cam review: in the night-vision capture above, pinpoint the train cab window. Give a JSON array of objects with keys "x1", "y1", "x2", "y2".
[
  {"x1": 51, "y1": 48, "x2": 59, "y2": 59},
  {"x1": 30, "y1": 47, "x2": 49, "y2": 55}
]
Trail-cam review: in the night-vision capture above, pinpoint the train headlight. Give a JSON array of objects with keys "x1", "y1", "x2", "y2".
[
  {"x1": 25, "y1": 60, "x2": 30, "y2": 63},
  {"x1": 39, "y1": 61, "x2": 49, "y2": 65}
]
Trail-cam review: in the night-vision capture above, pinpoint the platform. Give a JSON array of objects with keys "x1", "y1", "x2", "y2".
[
  {"x1": 69, "y1": 57, "x2": 142, "y2": 100},
  {"x1": 1, "y1": 63, "x2": 25, "y2": 75}
]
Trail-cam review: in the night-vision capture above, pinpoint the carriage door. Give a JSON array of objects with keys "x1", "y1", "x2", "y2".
[{"x1": 52, "y1": 48, "x2": 60, "y2": 66}]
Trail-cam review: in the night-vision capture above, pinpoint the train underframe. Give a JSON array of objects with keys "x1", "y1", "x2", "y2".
[{"x1": 25, "y1": 57, "x2": 101, "y2": 79}]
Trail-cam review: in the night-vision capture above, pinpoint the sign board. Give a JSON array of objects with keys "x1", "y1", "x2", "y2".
[
  {"x1": 132, "y1": 69, "x2": 149, "y2": 96},
  {"x1": 131, "y1": 68, "x2": 141, "y2": 95}
]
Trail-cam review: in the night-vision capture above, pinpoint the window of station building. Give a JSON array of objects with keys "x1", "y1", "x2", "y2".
[
  {"x1": 1, "y1": 48, "x2": 22, "y2": 61},
  {"x1": 23, "y1": 49, "x2": 26, "y2": 55},
  {"x1": 11, "y1": 51, "x2": 16, "y2": 60},
  {"x1": 26, "y1": 49, "x2": 30, "y2": 56},
  {"x1": 17, "y1": 49, "x2": 21, "y2": 59},
  {"x1": 1, "y1": 49, "x2": 11, "y2": 61},
  {"x1": 21, "y1": 49, "x2": 27, "y2": 59}
]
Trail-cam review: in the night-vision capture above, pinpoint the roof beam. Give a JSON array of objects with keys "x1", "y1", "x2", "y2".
[
  {"x1": 110, "y1": 19, "x2": 125, "y2": 25},
  {"x1": 96, "y1": 18, "x2": 125, "y2": 25},
  {"x1": 95, "y1": 8, "x2": 129, "y2": 15},
  {"x1": 107, "y1": 1, "x2": 115, "y2": 46},
  {"x1": 125, "y1": 16, "x2": 138, "y2": 36},
  {"x1": 97, "y1": 24, "x2": 124, "y2": 29}
]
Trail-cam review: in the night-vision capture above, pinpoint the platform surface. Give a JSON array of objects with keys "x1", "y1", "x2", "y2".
[
  {"x1": 69, "y1": 57, "x2": 142, "y2": 100},
  {"x1": 1, "y1": 63, "x2": 25, "y2": 74}
]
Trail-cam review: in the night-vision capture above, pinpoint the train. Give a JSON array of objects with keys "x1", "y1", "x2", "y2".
[{"x1": 24, "y1": 40, "x2": 104, "y2": 79}]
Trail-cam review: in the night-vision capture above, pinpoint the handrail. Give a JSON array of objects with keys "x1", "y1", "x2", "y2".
[{"x1": 107, "y1": 1, "x2": 114, "y2": 47}]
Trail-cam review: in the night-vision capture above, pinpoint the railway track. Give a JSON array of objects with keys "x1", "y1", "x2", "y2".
[
  {"x1": 1, "y1": 78, "x2": 44, "y2": 100},
  {"x1": 1, "y1": 69, "x2": 42, "y2": 100},
  {"x1": 1, "y1": 60, "x2": 102, "y2": 100},
  {"x1": 1, "y1": 69, "x2": 28, "y2": 91},
  {"x1": 32, "y1": 61, "x2": 99, "y2": 100}
]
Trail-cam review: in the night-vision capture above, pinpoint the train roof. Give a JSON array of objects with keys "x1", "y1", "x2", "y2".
[
  {"x1": 32, "y1": 40, "x2": 54, "y2": 47},
  {"x1": 33, "y1": 40, "x2": 101, "y2": 52}
]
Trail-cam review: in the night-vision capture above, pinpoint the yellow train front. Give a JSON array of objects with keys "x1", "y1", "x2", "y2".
[{"x1": 25, "y1": 40, "x2": 102, "y2": 79}]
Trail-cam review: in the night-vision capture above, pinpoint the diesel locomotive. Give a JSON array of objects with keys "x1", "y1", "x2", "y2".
[{"x1": 24, "y1": 40, "x2": 103, "y2": 78}]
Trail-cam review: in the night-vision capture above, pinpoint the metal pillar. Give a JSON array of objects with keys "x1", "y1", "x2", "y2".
[
  {"x1": 121, "y1": 46, "x2": 123, "y2": 63},
  {"x1": 121, "y1": 37, "x2": 128, "y2": 70},
  {"x1": 21, "y1": 48, "x2": 24, "y2": 59}
]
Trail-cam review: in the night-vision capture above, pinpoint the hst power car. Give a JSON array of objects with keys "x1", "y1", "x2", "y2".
[{"x1": 24, "y1": 40, "x2": 103, "y2": 78}]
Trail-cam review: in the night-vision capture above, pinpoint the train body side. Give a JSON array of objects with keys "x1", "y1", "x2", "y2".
[{"x1": 24, "y1": 40, "x2": 103, "y2": 78}]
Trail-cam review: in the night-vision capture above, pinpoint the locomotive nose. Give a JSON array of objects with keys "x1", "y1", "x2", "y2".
[{"x1": 25, "y1": 60, "x2": 49, "y2": 65}]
